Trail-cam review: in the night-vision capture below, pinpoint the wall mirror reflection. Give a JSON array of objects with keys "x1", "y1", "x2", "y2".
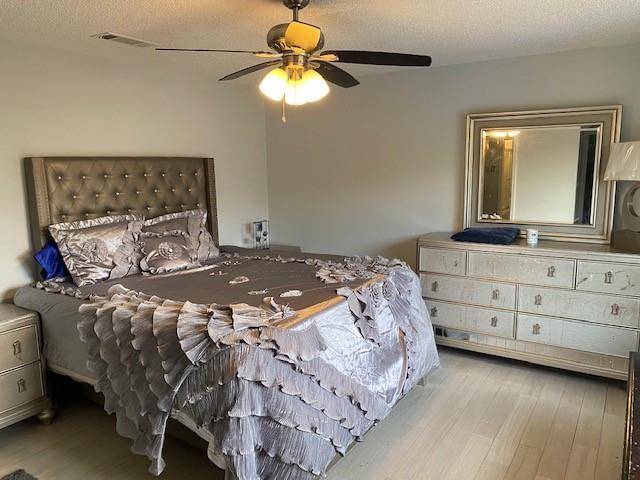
[
  {"x1": 479, "y1": 125, "x2": 601, "y2": 225},
  {"x1": 464, "y1": 106, "x2": 621, "y2": 243}
]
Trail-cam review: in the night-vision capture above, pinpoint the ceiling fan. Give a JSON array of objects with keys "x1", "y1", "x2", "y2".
[{"x1": 157, "y1": 0, "x2": 432, "y2": 117}]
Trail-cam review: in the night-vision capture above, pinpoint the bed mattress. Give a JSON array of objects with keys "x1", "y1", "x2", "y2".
[
  {"x1": 14, "y1": 248, "x2": 348, "y2": 381},
  {"x1": 15, "y1": 283, "x2": 94, "y2": 380}
]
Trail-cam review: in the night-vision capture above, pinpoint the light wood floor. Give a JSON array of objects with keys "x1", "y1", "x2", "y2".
[{"x1": 0, "y1": 348, "x2": 626, "y2": 480}]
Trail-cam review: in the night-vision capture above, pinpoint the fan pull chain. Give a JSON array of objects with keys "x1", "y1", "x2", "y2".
[{"x1": 281, "y1": 98, "x2": 287, "y2": 124}]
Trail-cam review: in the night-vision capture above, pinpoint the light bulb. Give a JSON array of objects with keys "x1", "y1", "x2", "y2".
[
  {"x1": 285, "y1": 78, "x2": 307, "y2": 106},
  {"x1": 259, "y1": 68, "x2": 288, "y2": 102},
  {"x1": 300, "y1": 69, "x2": 330, "y2": 103}
]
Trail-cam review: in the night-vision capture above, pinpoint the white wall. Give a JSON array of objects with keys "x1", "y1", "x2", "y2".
[
  {"x1": 3, "y1": 40, "x2": 639, "y2": 300},
  {"x1": 265, "y1": 43, "x2": 640, "y2": 266},
  {"x1": 0, "y1": 40, "x2": 268, "y2": 300}
]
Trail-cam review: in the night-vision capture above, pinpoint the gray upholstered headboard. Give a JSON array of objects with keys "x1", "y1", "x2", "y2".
[{"x1": 24, "y1": 157, "x2": 218, "y2": 253}]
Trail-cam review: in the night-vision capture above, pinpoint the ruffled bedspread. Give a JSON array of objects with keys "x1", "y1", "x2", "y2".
[{"x1": 76, "y1": 255, "x2": 439, "y2": 479}]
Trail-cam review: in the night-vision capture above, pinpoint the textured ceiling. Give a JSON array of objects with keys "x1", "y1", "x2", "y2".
[{"x1": 1, "y1": 0, "x2": 640, "y2": 81}]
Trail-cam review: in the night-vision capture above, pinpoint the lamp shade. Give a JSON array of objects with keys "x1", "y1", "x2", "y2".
[
  {"x1": 259, "y1": 68, "x2": 288, "y2": 102},
  {"x1": 285, "y1": 79, "x2": 307, "y2": 106},
  {"x1": 603, "y1": 142, "x2": 640, "y2": 181},
  {"x1": 300, "y1": 70, "x2": 330, "y2": 103}
]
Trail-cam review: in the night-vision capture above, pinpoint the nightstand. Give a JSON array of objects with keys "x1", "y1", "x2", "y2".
[{"x1": 0, "y1": 304, "x2": 53, "y2": 429}]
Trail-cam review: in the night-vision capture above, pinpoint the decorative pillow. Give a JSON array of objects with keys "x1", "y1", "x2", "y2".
[
  {"x1": 139, "y1": 231, "x2": 197, "y2": 274},
  {"x1": 139, "y1": 209, "x2": 219, "y2": 274},
  {"x1": 49, "y1": 214, "x2": 144, "y2": 286},
  {"x1": 34, "y1": 240, "x2": 69, "y2": 280}
]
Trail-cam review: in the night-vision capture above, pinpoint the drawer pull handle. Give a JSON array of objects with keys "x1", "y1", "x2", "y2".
[
  {"x1": 534, "y1": 294, "x2": 543, "y2": 306},
  {"x1": 490, "y1": 316, "x2": 498, "y2": 327},
  {"x1": 13, "y1": 340, "x2": 22, "y2": 356},
  {"x1": 430, "y1": 307, "x2": 438, "y2": 318},
  {"x1": 17, "y1": 378, "x2": 26, "y2": 393},
  {"x1": 547, "y1": 266, "x2": 556, "y2": 278},
  {"x1": 492, "y1": 289, "x2": 500, "y2": 301},
  {"x1": 431, "y1": 281, "x2": 439, "y2": 292},
  {"x1": 611, "y1": 304, "x2": 621, "y2": 316},
  {"x1": 605, "y1": 271, "x2": 613, "y2": 284},
  {"x1": 532, "y1": 324, "x2": 541, "y2": 335}
]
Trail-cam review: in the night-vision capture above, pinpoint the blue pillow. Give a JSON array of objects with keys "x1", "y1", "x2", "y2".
[
  {"x1": 34, "y1": 240, "x2": 69, "y2": 280},
  {"x1": 451, "y1": 228, "x2": 520, "y2": 245}
]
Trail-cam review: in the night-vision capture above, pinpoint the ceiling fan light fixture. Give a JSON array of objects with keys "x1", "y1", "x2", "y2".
[
  {"x1": 259, "y1": 67, "x2": 289, "y2": 101},
  {"x1": 300, "y1": 69, "x2": 330, "y2": 103},
  {"x1": 158, "y1": 0, "x2": 433, "y2": 115},
  {"x1": 259, "y1": 65, "x2": 328, "y2": 106},
  {"x1": 158, "y1": 0, "x2": 433, "y2": 117}
]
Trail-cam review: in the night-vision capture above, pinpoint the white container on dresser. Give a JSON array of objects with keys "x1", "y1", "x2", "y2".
[
  {"x1": 418, "y1": 232, "x2": 640, "y2": 380},
  {"x1": 0, "y1": 303, "x2": 53, "y2": 428}
]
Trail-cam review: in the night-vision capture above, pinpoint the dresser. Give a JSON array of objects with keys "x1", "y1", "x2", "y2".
[
  {"x1": 418, "y1": 232, "x2": 640, "y2": 380},
  {"x1": 0, "y1": 304, "x2": 53, "y2": 428}
]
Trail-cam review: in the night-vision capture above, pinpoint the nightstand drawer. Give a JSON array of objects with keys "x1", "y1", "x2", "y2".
[
  {"x1": 0, "y1": 325, "x2": 39, "y2": 373},
  {"x1": 0, "y1": 362, "x2": 44, "y2": 414}
]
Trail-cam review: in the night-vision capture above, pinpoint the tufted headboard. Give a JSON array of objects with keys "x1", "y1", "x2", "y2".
[{"x1": 24, "y1": 157, "x2": 218, "y2": 253}]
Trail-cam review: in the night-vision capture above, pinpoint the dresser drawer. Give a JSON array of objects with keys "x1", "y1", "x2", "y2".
[
  {"x1": 0, "y1": 325, "x2": 40, "y2": 374},
  {"x1": 419, "y1": 248, "x2": 466, "y2": 275},
  {"x1": 468, "y1": 252, "x2": 575, "y2": 288},
  {"x1": 420, "y1": 273, "x2": 516, "y2": 310},
  {"x1": 517, "y1": 313, "x2": 639, "y2": 358},
  {"x1": 426, "y1": 300, "x2": 515, "y2": 338},
  {"x1": 576, "y1": 261, "x2": 640, "y2": 297},
  {"x1": 519, "y1": 286, "x2": 640, "y2": 328},
  {"x1": 0, "y1": 362, "x2": 44, "y2": 414}
]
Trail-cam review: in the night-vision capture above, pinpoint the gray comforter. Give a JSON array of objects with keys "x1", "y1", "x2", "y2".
[{"x1": 21, "y1": 251, "x2": 439, "y2": 479}]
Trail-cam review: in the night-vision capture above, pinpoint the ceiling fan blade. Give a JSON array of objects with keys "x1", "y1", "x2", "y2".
[
  {"x1": 156, "y1": 48, "x2": 280, "y2": 58},
  {"x1": 284, "y1": 21, "x2": 323, "y2": 52},
  {"x1": 316, "y1": 62, "x2": 360, "y2": 88},
  {"x1": 311, "y1": 53, "x2": 339, "y2": 62},
  {"x1": 321, "y1": 50, "x2": 432, "y2": 67},
  {"x1": 219, "y1": 60, "x2": 282, "y2": 82}
]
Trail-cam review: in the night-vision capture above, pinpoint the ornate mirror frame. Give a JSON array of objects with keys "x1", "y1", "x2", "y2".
[{"x1": 463, "y1": 106, "x2": 622, "y2": 244}]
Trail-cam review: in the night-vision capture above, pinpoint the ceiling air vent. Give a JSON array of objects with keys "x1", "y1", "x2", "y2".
[{"x1": 91, "y1": 32, "x2": 157, "y2": 48}]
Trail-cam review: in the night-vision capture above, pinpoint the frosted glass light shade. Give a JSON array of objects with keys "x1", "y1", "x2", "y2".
[
  {"x1": 285, "y1": 79, "x2": 307, "y2": 106},
  {"x1": 259, "y1": 68, "x2": 288, "y2": 102},
  {"x1": 604, "y1": 142, "x2": 640, "y2": 181},
  {"x1": 300, "y1": 70, "x2": 330, "y2": 103}
]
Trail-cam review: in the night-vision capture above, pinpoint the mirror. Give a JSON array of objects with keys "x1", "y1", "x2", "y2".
[
  {"x1": 464, "y1": 107, "x2": 621, "y2": 243},
  {"x1": 479, "y1": 125, "x2": 600, "y2": 225}
]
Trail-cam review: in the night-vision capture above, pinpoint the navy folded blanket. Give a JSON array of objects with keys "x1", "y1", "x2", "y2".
[{"x1": 451, "y1": 227, "x2": 520, "y2": 245}]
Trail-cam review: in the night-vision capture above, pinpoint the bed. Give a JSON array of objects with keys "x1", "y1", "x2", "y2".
[{"x1": 15, "y1": 156, "x2": 440, "y2": 479}]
